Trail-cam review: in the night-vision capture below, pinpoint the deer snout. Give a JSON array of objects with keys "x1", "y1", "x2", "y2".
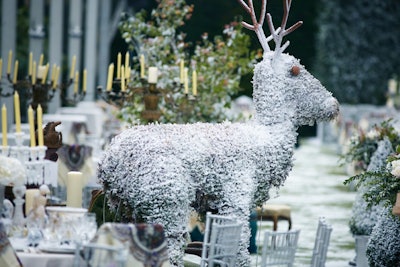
[{"x1": 323, "y1": 97, "x2": 340, "y2": 120}]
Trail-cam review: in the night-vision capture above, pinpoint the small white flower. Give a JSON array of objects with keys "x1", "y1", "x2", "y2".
[
  {"x1": 366, "y1": 128, "x2": 379, "y2": 140},
  {"x1": 391, "y1": 160, "x2": 400, "y2": 177}
]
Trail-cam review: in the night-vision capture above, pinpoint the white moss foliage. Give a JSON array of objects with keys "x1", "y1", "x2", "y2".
[{"x1": 367, "y1": 207, "x2": 400, "y2": 267}]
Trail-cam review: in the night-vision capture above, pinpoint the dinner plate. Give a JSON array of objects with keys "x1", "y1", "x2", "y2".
[
  {"x1": 9, "y1": 237, "x2": 27, "y2": 251},
  {"x1": 39, "y1": 244, "x2": 77, "y2": 254}
]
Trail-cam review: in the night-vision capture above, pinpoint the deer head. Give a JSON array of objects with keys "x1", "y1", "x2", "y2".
[{"x1": 238, "y1": 0, "x2": 339, "y2": 127}]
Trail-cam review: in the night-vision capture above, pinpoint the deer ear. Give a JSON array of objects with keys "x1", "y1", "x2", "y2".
[{"x1": 290, "y1": 66, "x2": 300, "y2": 76}]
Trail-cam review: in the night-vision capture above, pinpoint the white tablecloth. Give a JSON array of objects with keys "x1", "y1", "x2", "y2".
[{"x1": 17, "y1": 251, "x2": 76, "y2": 267}]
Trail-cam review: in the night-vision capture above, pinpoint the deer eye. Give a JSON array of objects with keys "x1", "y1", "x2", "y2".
[{"x1": 290, "y1": 66, "x2": 300, "y2": 76}]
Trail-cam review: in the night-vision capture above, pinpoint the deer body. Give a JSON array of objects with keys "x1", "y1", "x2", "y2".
[{"x1": 98, "y1": 1, "x2": 339, "y2": 266}]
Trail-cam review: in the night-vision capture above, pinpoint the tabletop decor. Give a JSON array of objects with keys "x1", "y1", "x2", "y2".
[{"x1": 98, "y1": 0, "x2": 339, "y2": 266}]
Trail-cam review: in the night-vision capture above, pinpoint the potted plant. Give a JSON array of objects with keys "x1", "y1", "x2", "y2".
[
  {"x1": 343, "y1": 119, "x2": 400, "y2": 266},
  {"x1": 345, "y1": 136, "x2": 400, "y2": 266}
]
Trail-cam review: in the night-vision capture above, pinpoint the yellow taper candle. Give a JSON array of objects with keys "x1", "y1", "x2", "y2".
[
  {"x1": 28, "y1": 105, "x2": 36, "y2": 147},
  {"x1": 25, "y1": 189, "x2": 40, "y2": 215},
  {"x1": 192, "y1": 70, "x2": 197, "y2": 96},
  {"x1": 125, "y1": 52, "x2": 129, "y2": 77},
  {"x1": 37, "y1": 104, "x2": 44, "y2": 146},
  {"x1": 7, "y1": 50, "x2": 12, "y2": 74},
  {"x1": 106, "y1": 63, "x2": 114, "y2": 91},
  {"x1": 184, "y1": 67, "x2": 189, "y2": 94},
  {"x1": 28, "y1": 52, "x2": 33, "y2": 76},
  {"x1": 53, "y1": 66, "x2": 60, "y2": 89},
  {"x1": 2, "y1": 104, "x2": 7, "y2": 146},
  {"x1": 41, "y1": 63, "x2": 49, "y2": 84},
  {"x1": 32, "y1": 61, "x2": 37, "y2": 85},
  {"x1": 121, "y1": 66, "x2": 125, "y2": 92},
  {"x1": 74, "y1": 71, "x2": 79, "y2": 94},
  {"x1": 12, "y1": 60, "x2": 18, "y2": 83},
  {"x1": 117, "y1": 52, "x2": 122, "y2": 79},
  {"x1": 50, "y1": 64, "x2": 57, "y2": 83},
  {"x1": 38, "y1": 54, "x2": 44, "y2": 67},
  {"x1": 140, "y1": 54, "x2": 145, "y2": 79},
  {"x1": 82, "y1": 69, "x2": 87, "y2": 92},
  {"x1": 180, "y1": 59, "x2": 184, "y2": 84},
  {"x1": 67, "y1": 171, "x2": 83, "y2": 208},
  {"x1": 14, "y1": 91, "x2": 21, "y2": 133},
  {"x1": 70, "y1": 55, "x2": 76, "y2": 79}
]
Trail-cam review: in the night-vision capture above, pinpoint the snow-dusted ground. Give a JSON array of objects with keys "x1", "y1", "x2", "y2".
[{"x1": 251, "y1": 137, "x2": 356, "y2": 267}]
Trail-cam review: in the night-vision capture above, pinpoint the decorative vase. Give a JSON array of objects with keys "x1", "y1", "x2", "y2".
[
  {"x1": 12, "y1": 184, "x2": 26, "y2": 237},
  {"x1": 392, "y1": 192, "x2": 400, "y2": 216}
]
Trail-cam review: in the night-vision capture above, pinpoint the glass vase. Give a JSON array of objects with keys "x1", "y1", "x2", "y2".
[{"x1": 12, "y1": 184, "x2": 26, "y2": 237}]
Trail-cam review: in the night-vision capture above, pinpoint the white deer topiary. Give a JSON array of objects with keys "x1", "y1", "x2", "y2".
[{"x1": 98, "y1": 0, "x2": 339, "y2": 266}]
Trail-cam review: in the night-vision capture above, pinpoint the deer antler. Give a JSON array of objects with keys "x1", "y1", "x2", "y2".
[
  {"x1": 238, "y1": 0, "x2": 303, "y2": 57},
  {"x1": 266, "y1": 0, "x2": 303, "y2": 56},
  {"x1": 238, "y1": 0, "x2": 272, "y2": 52}
]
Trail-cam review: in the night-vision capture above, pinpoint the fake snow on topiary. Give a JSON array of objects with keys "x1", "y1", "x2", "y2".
[{"x1": 349, "y1": 138, "x2": 392, "y2": 236}]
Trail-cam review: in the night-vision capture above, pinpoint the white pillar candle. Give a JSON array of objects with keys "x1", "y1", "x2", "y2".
[
  {"x1": 148, "y1": 67, "x2": 158, "y2": 84},
  {"x1": 25, "y1": 189, "x2": 40, "y2": 215},
  {"x1": 67, "y1": 171, "x2": 83, "y2": 208}
]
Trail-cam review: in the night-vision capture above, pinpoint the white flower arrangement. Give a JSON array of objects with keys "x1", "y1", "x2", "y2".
[{"x1": 0, "y1": 155, "x2": 26, "y2": 186}]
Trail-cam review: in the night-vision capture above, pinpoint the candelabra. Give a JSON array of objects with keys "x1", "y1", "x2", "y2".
[
  {"x1": 97, "y1": 54, "x2": 197, "y2": 123},
  {"x1": 1, "y1": 132, "x2": 48, "y2": 185},
  {"x1": 0, "y1": 52, "x2": 86, "y2": 112},
  {"x1": 97, "y1": 78, "x2": 196, "y2": 122}
]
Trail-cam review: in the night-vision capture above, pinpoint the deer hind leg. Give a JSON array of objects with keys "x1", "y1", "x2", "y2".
[{"x1": 139, "y1": 164, "x2": 192, "y2": 267}]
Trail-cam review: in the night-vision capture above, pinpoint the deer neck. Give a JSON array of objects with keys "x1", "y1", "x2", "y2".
[{"x1": 252, "y1": 55, "x2": 296, "y2": 129}]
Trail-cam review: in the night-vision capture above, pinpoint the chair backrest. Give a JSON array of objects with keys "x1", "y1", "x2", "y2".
[
  {"x1": 200, "y1": 212, "x2": 242, "y2": 267},
  {"x1": 73, "y1": 223, "x2": 170, "y2": 267},
  {"x1": 261, "y1": 229, "x2": 300, "y2": 267},
  {"x1": 310, "y1": 217, "x2": 332, "y2": 267},
  {"x1": 77, "y1": 243, "x2": 127, "y2": 267}
]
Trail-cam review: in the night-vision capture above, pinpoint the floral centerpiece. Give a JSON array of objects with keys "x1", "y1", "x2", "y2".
[{"x1": 0, "y1": 155, "x2": 26, "y2": 221}]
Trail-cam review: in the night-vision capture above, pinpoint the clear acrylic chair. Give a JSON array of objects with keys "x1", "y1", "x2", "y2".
[
  {"x1": 260, "y1": 229, "x2": 300, "y2": 267},
  {"x1": 200, "y1": 212, "x2": 243, "y2": 267},
  {"x1": 310, "y1": 217, "x2": 332, "y2": 267}
]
